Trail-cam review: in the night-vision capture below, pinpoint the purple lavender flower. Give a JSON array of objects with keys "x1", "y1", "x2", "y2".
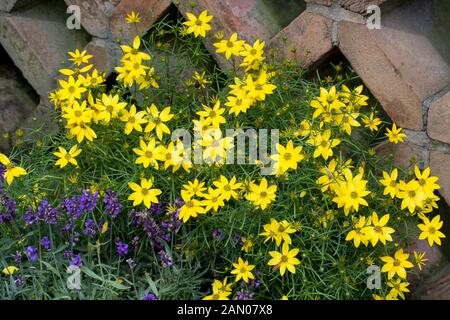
[
  {"x1": 234, "y1": 290, "x2": 255, "y2": 300},
  {"x1": 131, "y1": 236, "x2": 140, "y2": 247},
  {"x1": 14, "y1": 276, "x2": 24, "y2": 287},
  {"x1": 0, "y1": 165, "x2": 5, "y2": 185},
  {"x1": 0, "y1": 189, "x2": 16, "y2": 224},
  {"x1": 126, "y1": 258, "x2": 136, "y2": 269},
  {"x1": 38, "y1": 200, "x2": 60, "y2": 225},
  {"x1": 40, "y1": 236, "x2": 51, "y2": 250},
  {"x1": 69, "y1": 232, "x2": 80, "y2": 247},
  {"x1": 150, "y1": 203, "x2": 163, "y2": 216},
  {"x1": 162, "y1": 211, "x2": 181, "y2": 233},
  {"x1": 13, "y1": 251, "x2": 22, "y2": 264},
  {"x1": 26, "y1": 246, "x2": 38, "y2": 262},
  {"x1": 103, "y1": 189, "x2": 122, "y2": 219},
  {"x1": 61, "y1": 189, "x2": 98, "y2": 220},
  {"x1": 116, "y1": 240, "x2": 129, "y2": 257},
  {"x1": 23, "y1": 207, "x2": 39, "y2": 225},
  {"x1": 247, "y1": 279, "x2": 261, "y2": 290},
  {"x1": 63, "y1": 250, "x2": 73, "y2": 260},
  {"x1": 212, "y1": 229, "x2": 225, "y2": 241},
  {"x1": 143, "y1": 294, "x2": 158, "y2": 300},
  {"x1": 232, "y1": 233, "x2": 243, "y2": 246},
  {"x1": 159, "y1": 250, "x2": 173, "y2": 267},
  {"x1": 83, "y1": 219, "x2": 97, "y2": 238},
  {"x1": 69, "y1": 254, "x2": 83, "y2": 268}
]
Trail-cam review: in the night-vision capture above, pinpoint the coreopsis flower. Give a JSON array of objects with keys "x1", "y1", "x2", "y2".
[
  {"x1": 182, "y1": 179, "x2": 206, "y2": 199},
  {"x1": 345, "y1": 216, "x2": 369, "y2": 248},
  {"x1": 385, "y1": 123, "x2": 406, "y2": 144},
  {"x1": 381, "y1": 249, "x2": 414, "y2": 279},
  {"x1": 362, "y1": 113, "x2": 382, "y2": 131},
  {"x1": 225, "y1": 94, "x2": 253, "y2": 116},
  {"x1": 68, "y1": 49, "x2": 93, "y2": 66},
  {"x1": 418, "y1": 215, "x2": 445, "y2": 246},
  {"x1": 213, "y1": 175, "x2": 241, "y2": 201},
  {"x1": 60, "y1": 64, "x2": 93, "y2": 77},
  {"x1": 361, "y1": 212, "x2": 395, "y2": 246},
  {"x1": 0, "y1": 153, "x2": 27, "y2": 185},
  {"x1": 144, "y1": 104, "x2": 174, "y2": 140},
  {"x1": 133, "y1": 139, "x2": 164, "y2": 169},
  {"x1": 271, "y1": 140, "x2": 304, "y2": 173},
  {"x1": 120, "y1": 36, "x2": 151, "y2": 63},
  {"x1": 240, "y1": 39, "x2": 265, "y2": 70},
  {"x1": 310, "y1": 86, "x2": 346, "y2": 120},
  {"x1": 230, "y1": 258, "x2": 255, "y2": 283},
  {"x1": 126, "y1": 11, "x2": 141, "y2": 24},
  {"x1": 203, "y1": 278, "x2": 232, "y2": 300},
  {"x1": 213, "y1": 33, "x2": 245, "y2": 60},
  {"x1": 388, "y1": 279, "x2": 410, "y2": 300},
  {"x1": 332, "y1": 168, "x2": 370, "y2": 215},
  {"x1": 120, "y1": 104, "x2": 147, "y2": 135},
  {"x1": 202, "y1": 188, "x2": 225, "y2": 212},
  {"x1": 96, "y1": 93, "x2": 127, "y2": 124},
  {"x1": 183, "y1": 10, "x2": 213, "y2": 38},
  {"x1": 260, "y1": 218, "x2": 296, "y2": 246},
  {"x1": 340, "y1": 85, "x2": 369, "y2": 110},
  {"x1": 414, "y1": 166, "x2": 440, "y2": 198},
  {"x1": 2, "y1": 265, "x2": 19, "y2": 276},
  {"x1": 161, "y1": 141, "x2": 192, "y2": 173},
  {"x1": 200, "y1": 129, "x2": 234, "y2": 164},
  {"x1": 68, "y1": 121, "x2": 97, "y2": 143},
  {"x1": 267, "y1": 242, "x2": 300, "y2": 276},
  {"x1": 294, "y1": 119, "x2": 311, "y2": 137},
  {"x1": 372, "y1": 293, "x2": 398, "y2": 300},
  {"x1": 192, "y1": 71, "x2": 210, "y2": 88},
  {"x1": 243, "y1": 71, "x2": 277, "y2": 101},
  {"x1": 316, "y1": 159, "x2": 341, "y2": 192},
  {"x1": 413, "y1": 251, "x2": 428, "y2": 271},
  {"x1": 178, "y1": 193, "x2": 206, "y2": 223},
  {"x1": 138, "y1": 67, "x2": 159, "y2": 89},
  {"x1": 379, "y1": 168, "x2": 399, "y2": 198},
  {"x1": 196, "y1": 101, "x2": 226, "y2": 129},
  {"x1": 62, "y1": 100, "x2": 93, "y2": 126},
  {"x1": 121, "y1": 59, "x2": 149, "y2": 84},
  {"x1": 58, "y1": 76, "x2": 87, "y2": 103},
  {"x1": 307, "y1": 129, "x2": 341, "y2": 160},
  {"x1": 396, "y1": 180, "x2": 426, "y2": 213},
  {"x1": 84, "y1": 69, "x2": 105, "y2": 87},
  {"x1": 336, "y1": 112, "x2": 361, "y2": 135},
  {"x1": 128, "y1": 178, "x2": 162, "y2": 208},
  {"x1": 53, "y1": 145, "x2": 82, "y2": 168},
  {"x1": 245, "y1": 178, "x2": 277, "y2": 210},
  {"x1": 241, "y1": 237, "x2": 253, "y2": 253}
]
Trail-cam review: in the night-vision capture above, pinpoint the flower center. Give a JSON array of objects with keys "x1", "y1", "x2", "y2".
[
  {"x1": 260, "y1": 191, "x2": 267, "y2": 198},
  {"x1": 350, "y1": 191, "x2": 358, "y2": 199},
  {"x1": 224, "y1": 185, "x2": 231, "y2": 191},
  {"x1": 141, "y1": 188, "x2": 149, "y2": 195},
  {"x1": 283, "y1": 153, "x2": 292, "y2": 161},
  {"x1": 145, "y1": 151, "x2": 153, "y2": 158},
  {"x1": 68, "y1": 86, "x2": 76, "y2": 93},
  {"x1": 281, "y1": 255, "x2": 288, "y2": 263}
]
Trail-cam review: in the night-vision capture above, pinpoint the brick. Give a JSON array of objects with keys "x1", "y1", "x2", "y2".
[
  {"x1": 0, "y1": 0, "x2": 35, "y2": 12},
  {"x1": 337, "y1": 0, "x2": 389, "y2": 14},
  {"x1": 305, "y1": 0, "x2": 332, "y2": 6},
  {"x1": 268, "y1": 11, "x2": 333, "y2": 69},
  {"x1": 84, "y1": 38, "x2": 121, "y2": 76},
  {"x1": 110, "y1": 0, "x2": 172, "y2": 40},
  {"x1": 376, "y1": 140, "x2": 429, "y2": 169},
  {"x1": 430, "y1": 150, "x2": 450, "y2": 205},
  {"x1": 0, "y1": 0, "x2": 91, "y2": 97},
  {"x1": 428, "y1": 91, "x2": 450, "y2": 144}
]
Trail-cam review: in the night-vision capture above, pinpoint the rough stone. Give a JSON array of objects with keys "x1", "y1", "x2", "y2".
[
  {"x1": 376, "y1": 140, "x2": 429, "y2": 169},
  {"x1": 84, "y1": 38, "x2": 121, "y2": 76},
  {"x1": 268, "y1": 11, "x2": 334, "y2": 69},
  {"x1": 337, "y1": 0, "x2": 389, "y2": 14},
  {"x1": 430, "y1": 151, "x2": 450, "y2": 205},
  {"x1": 338, "y1": 22, "x2": 423, "y2": 130},
  {"x1": 428, "y1": 90, "x2": 450, "y2": 145},
  {"x1": 305, "y1": 0, "x2": 332, "y2": 6},
  {"x1": 110, "y1": 0, "x2": 172, "y2": 40},
  {"x1": 0, "y1": 0, "x2": 35, "y2": 12},
  {"x1": 0, "y1": 51, "x2": 38, "y2": 151},
  {"x1": 415, "y1": 264, "x2": 450, "y2": 299},
  {"x1": 0, "y1": 0, "x2": 91, "y2": 97}
]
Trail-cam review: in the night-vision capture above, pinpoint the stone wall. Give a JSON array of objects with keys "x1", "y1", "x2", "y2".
[{"x1": 1, "y1": 0, "x2": 450, "y2": 299}]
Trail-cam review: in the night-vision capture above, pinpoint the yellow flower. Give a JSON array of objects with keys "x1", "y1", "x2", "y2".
[
  {"x1": 96, "y1": 93, "x2": 128, "y2": 124},
  {"x1": 316, "y1": 159, "x2": 341, "y2": 192},
  {"x1": 345, "y1": 216, "x2": 369, "y2": 248},
  {"x1": 268, "y1": 242, "x2": 300, "y2": 276},
  {"x1": 372, "y1": 293, "x2": 398, "y2": 300},
  {"x1": 381, "y1": 249, "x2": 414, "y2": 279},
  {"x1": 200, "y1": 129, "x2": 234, "y2": 164},
  {"x1": 336, "y1": 112, "x2": 361, "y2": 135},
  {"x1": 245, "y1": 178, "x2": 277, "y2": 210},
  {"x1": 202, "y1": 187, "x2": 225, "y2": 213},
  {"x1": 68, "y1": 49, "x2": 92, "y2": 66},
  {"x1": 230, "y1": 258, "x2": 255, "y2": 283},
  {"x1": 225, "y1": 94, "x2": 253, "y2": 116},
  {"x1": 418, "y1": 215, "x2": 445, "y2": 246},
  {"x1": 271, "y1": 140, "x2": 304, "y2": 173},
  {"x1": 183, "y1": 10, "x2": 213, "y2": 38},
  {"x1": 396, "y1": 180, "x2": 426, "y2": 213},
  {"x1": 294, "y1": 119, "x2": 311, "y2": 137},
  {"x1": 260, "y1": 219, "x2": 296, "y2": 246},
  {"x1": 213, "y1": 33, "x2": 245, "y2": 60},
  {"x1": 241, "y1": 237, "x2": 253, "y2": 253},
  {"x1": 388, "y1": 279, "x2": 410, "y2": 300},
  {"x1": 332, "y1": 168, "x2": 370, "y2": 215},
  {"x1": 101, "y1": 222, "x2": 109, "y2": 234},
  {"x1": 0, "y1": 153, "x2": 27, "y2": 185},
  {"x1": 120, "y1": 104, "x2": 147, "y2": 135},
  {"x1": 182, "y1": 179, "x2": 206, "y2": 199},
  {"x1": 379, "y1": 168, "x2": 399, "y2": 198},
  {"x1": 203, "y1": 278, "x2": 232, "y2": 300},
  {"x1": 196, "y1": 101, "x2": 226, "y2": 129},
  {"x1": 62, "y1": 100, "x2": 93, "y2": 126},
  {"x1": 307, "y1": 129, "x2": 341, "y2": 160},
  {"x1": 244, "y1": 71, "x2": 276, "y2": 101},
  {"x1": 240, "y1": 39, "x2": 265, "y2": 70},
  {"x1": 192, "y1": 71, "x2": 210, "y2": 88},
  {"x1": 385, "y1": 123, "x2": 406, "y2": 144},
  {"x1": 53, "y1": 145, "x2": 82, "y2": 168},
  {"x1": 138, "y1": 67, "x2": 159, "y2": 90},
  {"x1": 2, "y1": 266, "x2": 19, "y2": 276},
  {"x1": 126, "y1": 11, "x2": 141, "y2": 24},
  {"x1": 413, "y1": 251, "x2": 428, "y2": 271},
  {"x1": 58, "y1": 76, "x2": 87, "y2": 103},
  {"x1": 213, "y1": 175, "x2": 241, "y2": 201},
  {"x1": 145, "y1": 104, "x2": 174, "y2": 140},
  {"x1": 128, "y1": 177, "x2": 162, "y2": 208},
  {"x1": 68, "y1": 122, "x2": 97, "y2": 143},
  {"x1": 280, "y1": 296, "x2": 289, "y2": 300},
  {"x1": 84, "y1": 69, "x2": 105, "y2": 87},
  {"x1": 133, "y1": 139, "x2": 164, "y2": 169},
  {"x1": 120, "y1": 36, "x2": 151, "y2": 63},
  {"x1": 178, "y1": 193, "x2": 206, "y2": 223},
  {"x1": 361, "y1": 212, "x2": 395, "y2": 246},
  {"x1": 414, "y1": 166, "x2": 440, "y2": 198},
  {"x1": 161, "y1": 141, "x2": 192, "y2": 173},
  {"x1": 202, "y1": 291, "x2": 231, "y2": 300},
  {"x1": 362, "y1": 113, "x2": 382, "y2": 131}
]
